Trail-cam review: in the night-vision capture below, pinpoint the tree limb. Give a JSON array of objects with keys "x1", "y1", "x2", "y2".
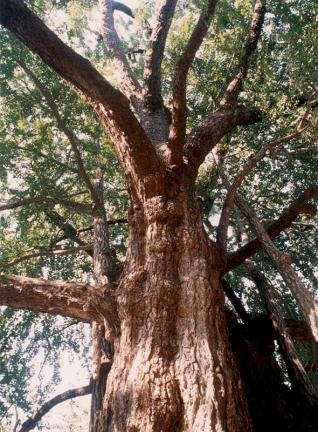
[
  {"x1": 19, "y1": 383, "x2": 93, "y2": 432},
  {"x1": 0, "y1": 196, "x2": 91, "y2": 214},
  {"x1": 184, "y1": 105, "x2": 261, "y2": 170},
  {"x1": 226, "y1": 185, "x2": 318, "y2": 272},
  {"x1": 143, "y1": 0, "x2": 178, "y2": 110},
  {"x1": 46, "y1": 209, "x2": 93, "y2": 256},
  {"x1": 0, "y1": 275, "x2": 101, "y2": 323},
  {"x1": 222, "y1": 279, "x2": 250, "y2": 323},
  {"x1": 2, "y1": 245, "x2": 93, "y2": 270},
  {"x1": 217, "y1": 127, "x2": 306, "y2": 254},
  {"x1": 100, "y1": 0, "x2": 142, "y2": 109},
  {"x1": 169, "y1": 0, "x2": 218, "y2": 157},
  {"x1": 220, "y1": 0, "x2": 266, "y2": 107},
  {"x1": 18, "y1": 61, "x2": 101, "y2": 208},
  {"x1": 245, "y1": 260, "x2": 318, "y2": 404},
  {"x1": 0, "y1": 0, "x2": 163, "y2": 198},
  {"x1": 112, "y1": 1, "x2": 134, "y2": 18},
  {"x1": 231, "y1": 190, "x2": 318, "y2": 342}
]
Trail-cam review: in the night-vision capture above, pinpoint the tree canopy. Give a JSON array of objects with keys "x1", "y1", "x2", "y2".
[{"x1": 0, "y1": 0, "x2": 317, "y2": 430}]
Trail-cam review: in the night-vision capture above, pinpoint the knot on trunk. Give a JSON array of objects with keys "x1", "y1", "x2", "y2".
[{"x1": 145, "y1": 195, "x2": 183, "y2": 223}]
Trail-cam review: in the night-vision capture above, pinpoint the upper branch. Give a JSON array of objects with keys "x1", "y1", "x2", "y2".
[
  {"x1": 184, "y1": 105, "x2": 261, "y2": 170},
  {"x1": 169, "y1": 0, "x2": 218, "y2": 156},
  {"x1": 0, "y1": 0, "x2": 163, "y2": 198},
  {"x1": 220, "y1": 0, "x2": 266, "y2": 107},
  {"x1": 143, "y1": 0, "x2": 178, "y2": 110},
  {"x1": 225, "y1": 185, "x2": 318, "y2": 272},
  {"x1": 217, "y1": 127, "x2": 307, "y2": 254},
  {"x1": 18, "y1": 61, "x2": 101, "y2": 208},
  {"x1": 100, "y1": 0, "x2": 142, "y2": 109}
]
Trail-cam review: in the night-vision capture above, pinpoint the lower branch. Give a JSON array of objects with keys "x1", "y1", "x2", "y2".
[
  {"x1": 19, "y1": 383, "x2": 92, "y2": 432},
  {"x1": 0, "y1": 275, "x2": 101, "y2": 323}
]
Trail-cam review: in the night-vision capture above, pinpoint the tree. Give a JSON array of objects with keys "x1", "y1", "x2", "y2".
[{"x1": 0, "y1": 0, "x2": 317, "y2": 431}]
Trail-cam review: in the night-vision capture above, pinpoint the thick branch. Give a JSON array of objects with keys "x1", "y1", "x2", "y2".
[
  {"x1": 0, "y1": 275, "x2": 99, "y2": 323},
  {"x1": 143, "y1": 0, "x2": 178, "y2": 110},
  {"x1": 184, "y1": 105, "x2": 261, "y2": 170},
  {"x1": 169, "y1": 0, "x2": 218, "y2": 154},
  {"x1": 19, "y1": 383, "x2": 92, "y2": 432},
  {"x1": 220, "y1": 0, "x2": 266, "y2": 106},
  {"x1": 0, "y1": 196, "x2": 91, "y2": 214},
  {"x1": 0, "y1": 0, "x2": 163, "y2": 198},
  {"x1": 226, "y1": 185, "x2": 318, "y2": 272}
]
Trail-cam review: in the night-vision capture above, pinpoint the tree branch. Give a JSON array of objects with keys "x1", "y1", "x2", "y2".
[
  {"x1": 143, "y1": 0, "x2": 178, "y2": 110},
  {"x1": 2, "y1": 245, "x2": 93, "y2": 270},
  {"x1": 222, "y1": 279, "x2": 250, "y2": 323},
  {"x1": 19, "y1": 383, "x2": 93, "y2": 432},
  {"x1": 100, "y1": 0, "x2": 142, "y2": 109},
  {"x1": 0, "y1": 0, "x2": 163, "y2": 198},
  {"x1": 0, "y1": 275, "x2": 100, "y2": 323},
  {"x1": 245, "y1": 260, "x2": 317, "y2": 405},
  {"x1": 232, "y1": 190, "x2": 318, "y2": 342},
  {"x1": 112, "y1": 1, "x2": 134, "y2": 18},
  {"x1": 220, "y1": 0, "x2": 266, "y2": 107},
  {"x1": 46, "y1": 209, "x2": 93, "y2": 256},
  {"x1": 226, "y1": 185, "x2": 318, "y2": 272},
  {"x1": 169, "y1": 0, "x2": 218, "y2": 157},
  {"x1": 184, "y1": 105, "x2": 261, "y2": 170},
  {"x1": 18, "y1": 61, "x2": 101, "y2": 208},
  {"x1": 217, "y1": 127, "x2": 306, "y2": 254},
  {"x1": 0, "y1": 196, "x2": 91, "y2": 214}
]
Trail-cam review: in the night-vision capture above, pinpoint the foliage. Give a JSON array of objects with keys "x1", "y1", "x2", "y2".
[{"x1": 0, "y1": 0, "x2": 317, "y2": 428}]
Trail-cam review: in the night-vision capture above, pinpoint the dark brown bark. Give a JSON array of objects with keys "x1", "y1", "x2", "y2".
[{"x1": 228, "y1": 312, "x2": 318, "y2": 432}]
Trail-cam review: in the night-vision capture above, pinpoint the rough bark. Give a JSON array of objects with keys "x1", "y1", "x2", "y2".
[
  {"x1": 89, "y1": 181, "x2": 117, "y2": 431},
  {"x1": 97, "y1": 182, "x2": 253, "y2": 431},
  {"x1": 0, "y1": 275, "x2": 98, "y2": 323},
  {"x1": 1, "y1": 1, "x2": 315, "y2": 431}
]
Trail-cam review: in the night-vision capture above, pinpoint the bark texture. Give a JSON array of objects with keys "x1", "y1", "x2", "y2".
[
  {"x1": 98, "y1": 181, "x2": 252, "y2": 431},
  {"x1": 1, "y1": 1, "x2": 317, "y2": 431}
]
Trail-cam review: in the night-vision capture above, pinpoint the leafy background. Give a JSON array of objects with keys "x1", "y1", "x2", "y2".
[{"x1": 0, "y1": 0, "x2": 317, "y2": 429}]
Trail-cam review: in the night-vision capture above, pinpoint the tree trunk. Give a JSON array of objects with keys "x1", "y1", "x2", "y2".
[{"x1": 96, "y1": 184, "x2": 252, "y2": 431}]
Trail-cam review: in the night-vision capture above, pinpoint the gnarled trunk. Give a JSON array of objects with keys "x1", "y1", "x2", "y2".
[{"x1": 97, "y1": 183, "x2": 252, "y2": 431}]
